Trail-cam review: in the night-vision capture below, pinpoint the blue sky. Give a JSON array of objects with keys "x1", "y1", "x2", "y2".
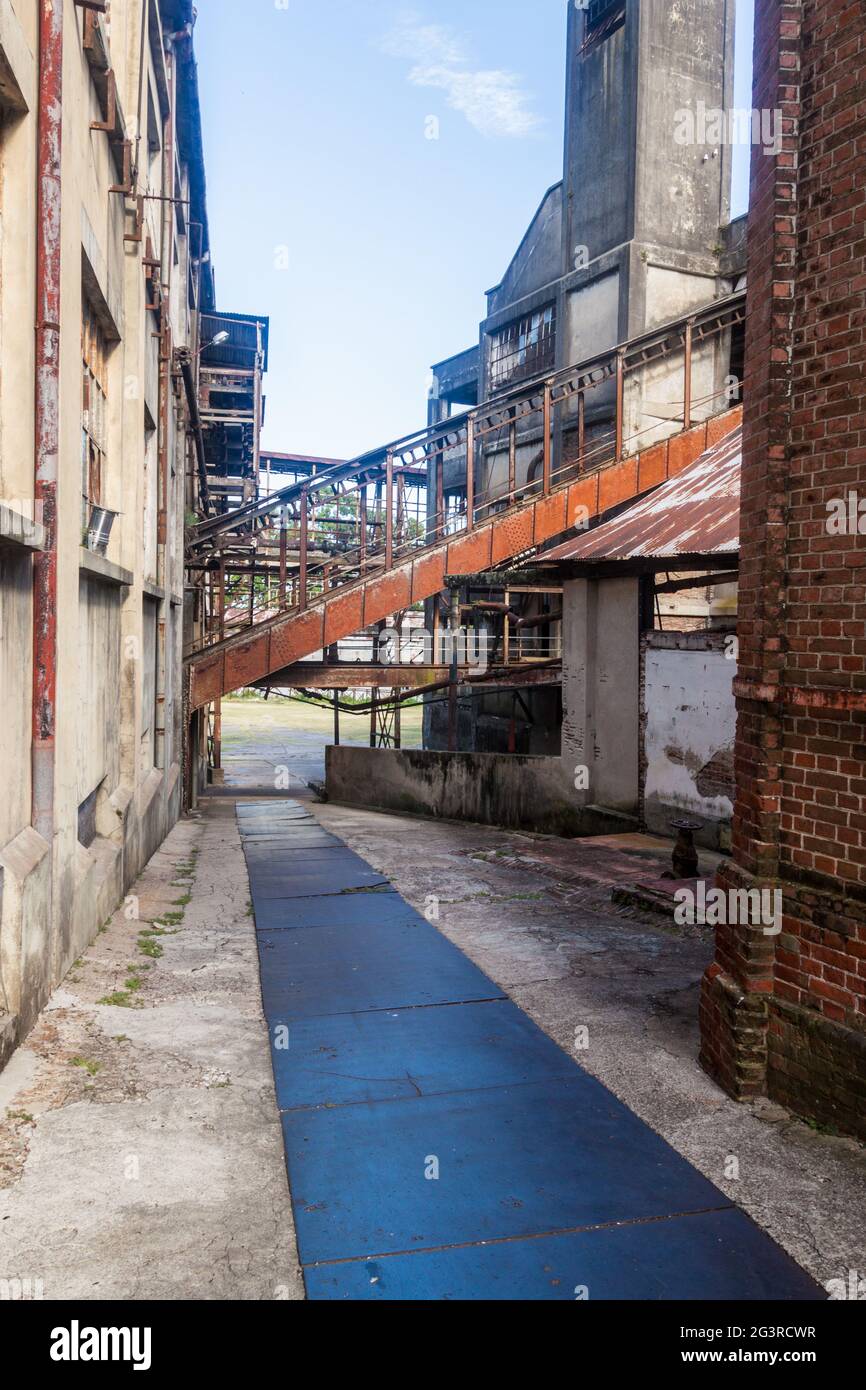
[{"x1": 195, "y1": 1, "x2": 755, "y2": 460}]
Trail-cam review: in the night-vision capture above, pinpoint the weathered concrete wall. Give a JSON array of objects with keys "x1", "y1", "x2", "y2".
[
  {"x1": 641, "y1": 631, "x2": 736, "y2": 849},
  {"x1": 0, "y1": 548, "x2": 32, "y2": 851},
  {"x1": 0, "y1": 2, "x2": 198, "y2": 1071},
  {"x1": 326, "y1": 746, "x2": 629, "y2": 838}
]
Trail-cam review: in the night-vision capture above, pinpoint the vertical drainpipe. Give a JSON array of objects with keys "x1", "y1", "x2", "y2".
[{"x1": 32, "y1": 0, "x2": 64, "y2": 844}]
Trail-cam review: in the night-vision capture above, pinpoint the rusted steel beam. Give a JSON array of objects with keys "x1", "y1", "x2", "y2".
[
  {"x1": 90, "y1": 66, "x2": 116, "y2": 131},
  {"x1": 32, "y1": 0, "x2": 64, "y2": 842},
  {"x1": 254, "y1": 661, "x2": 563, "y2": 693}
]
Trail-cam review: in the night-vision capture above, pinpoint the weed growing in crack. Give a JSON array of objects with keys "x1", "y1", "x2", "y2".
[
  {"x1": 69, "y1": 1057, "x2": 101, "y2": 1076},
  {"x1": 98, "y1": 992, "x2": 137, "y2": 1008},
  {"x1": 155, "y1": 912, "x2": 184, "y2": 928}
]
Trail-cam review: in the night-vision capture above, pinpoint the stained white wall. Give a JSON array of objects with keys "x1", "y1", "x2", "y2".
[{"x1": 643, "y1": 634, "x2": 736, "y2": 847}]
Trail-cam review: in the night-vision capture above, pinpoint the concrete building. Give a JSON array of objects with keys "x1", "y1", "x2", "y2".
[
  {"x1": 425, "y1": 0, "x2": 746, "y2": 753},
  {"x1": 0, "y1": 0, "x2": 259, "y2": 1068}
]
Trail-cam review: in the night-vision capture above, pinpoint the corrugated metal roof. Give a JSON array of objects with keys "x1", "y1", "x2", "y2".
[{"x1": 543, "y1": 427, "x2": 741, "y2": 564}]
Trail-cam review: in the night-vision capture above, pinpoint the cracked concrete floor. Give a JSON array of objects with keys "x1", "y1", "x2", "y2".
[
  {"x1": 0, "y1": 802, "x2": 303, "y2": 1301},
  {"x1": 311, "y1": 799, "x2": 866, "y2": 1291}
]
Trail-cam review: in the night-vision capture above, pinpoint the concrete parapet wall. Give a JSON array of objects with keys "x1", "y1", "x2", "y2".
[{"x1": 326, "y1": 746, "x2": 635, "y2": 837}]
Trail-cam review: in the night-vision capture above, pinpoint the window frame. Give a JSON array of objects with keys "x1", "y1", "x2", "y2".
[
  {"x1": 489, "y1": 302, "x2": 557, "y2": 392},
  {"x1": 81, "y1": 299, "x2": 108, "y2": 528}
]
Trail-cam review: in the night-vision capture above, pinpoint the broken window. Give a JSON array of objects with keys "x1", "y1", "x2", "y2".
[
  {"x1": 489, "y1": 303, "x2": 556, "y2": 391},
  {"x1": 81, "y1": 300, "x2": 108, "y2": 530},
  {"x1": 583, "y1": 0, "x2": 626, "y2": 51}
]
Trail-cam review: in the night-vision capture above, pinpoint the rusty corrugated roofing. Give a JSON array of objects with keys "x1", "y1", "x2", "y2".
[{"x1": 543, "y1": 426, "x2": 742, "y2": 563}]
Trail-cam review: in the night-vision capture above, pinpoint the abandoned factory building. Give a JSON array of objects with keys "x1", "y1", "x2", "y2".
[{"x1": 1, "y1": 0, "x2": 864, "y2": 1155}]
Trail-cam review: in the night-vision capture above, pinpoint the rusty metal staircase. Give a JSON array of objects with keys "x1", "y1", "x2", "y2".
[{"x1": 185, "y1": 292, "x2": 745, "y2": 711}]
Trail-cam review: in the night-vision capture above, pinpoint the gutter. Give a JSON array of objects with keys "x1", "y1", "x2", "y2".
[{"x1": 32, "y1": 0, "x2": 63, "y2": 844}]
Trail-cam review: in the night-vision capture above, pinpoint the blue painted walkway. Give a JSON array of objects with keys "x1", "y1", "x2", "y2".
[{"x1": 240, "y1": 800, "x2": 822, "y2": 1301}]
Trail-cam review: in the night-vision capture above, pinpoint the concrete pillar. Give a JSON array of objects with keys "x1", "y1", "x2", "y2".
[{"x1": 561, "y1": 575, "x2": 640, "y2": 816}]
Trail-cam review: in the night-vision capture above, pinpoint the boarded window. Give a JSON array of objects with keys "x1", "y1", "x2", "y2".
[
  {"x1": 81, "y1": 301, "x2": 108, "y2": 529},
  {"x1": 489, "y1": 304, "x2": 556, "y2": 391}
]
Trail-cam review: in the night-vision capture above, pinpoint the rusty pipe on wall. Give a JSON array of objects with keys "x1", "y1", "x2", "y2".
[{"x1": 32, "y1": 0, "x2": 64, "y2": 843}]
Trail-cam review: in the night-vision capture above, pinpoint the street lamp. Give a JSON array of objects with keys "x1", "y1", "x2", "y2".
[{"x1": 197, "y1": 329, "x2": 229, "y2": 356}]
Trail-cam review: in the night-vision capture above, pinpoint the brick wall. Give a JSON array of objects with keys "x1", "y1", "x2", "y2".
[{"x1": 700, "y1": 0, "x2": 866, "y2": 1139}]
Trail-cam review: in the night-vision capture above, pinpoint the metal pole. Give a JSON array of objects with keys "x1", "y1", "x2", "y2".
[
  {"x1": 279, "y1": 508, "x2": 287, "y2": 607},
  {"x1": 615, "y1": 350, "x2": 624, "y2": 462},
  {"x1": 447, "y1": 586, "x2": 460, "y2": 752},
  {"x1": 333, "y1": 690, "x2": 340, "y2": 747},
  {"x1": 684, "y1": 318, "x2": 693, "y2": 431},
  {"x1": 385, "y1": 453, "x2": 394, "y2": 569},
  {"x1": 578, "y1": 391, "x2": 585, "y2": 473},
  {"x1": 542, "y1": 383, "x2": 552, "y2": 494},
  {"x1": 436, "y1": 443, "x2": 445, "y2": 540},
  {"x1": 465, "y1": 416, "x2": 475, "y2": 530},
  {"x1": 299, "y1": 486, "x2": 308, "y2": 608}
]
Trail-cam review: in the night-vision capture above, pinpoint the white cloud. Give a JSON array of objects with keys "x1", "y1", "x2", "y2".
[
  {"x1": 379, "y1": 11, "x2": 466, "y2": 65},
  {"x1": 379, "y1": 11, "x2": 542, "y2": 139}
]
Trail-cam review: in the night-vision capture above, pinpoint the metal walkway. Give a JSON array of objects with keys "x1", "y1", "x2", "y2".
[
  {"x1": 187, "y1": 294, "x2": 747, "y2": 710},
  {"x1": 240, "y1": 800, "x2": 822, "y2": 1301}
]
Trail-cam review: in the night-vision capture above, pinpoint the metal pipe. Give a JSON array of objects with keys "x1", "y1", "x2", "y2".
[
  {"x1": 32, "y1": 0, "x2": 64, "y2": 845},
  {"x1": 179, "y1": 356, "x2": 211, "y2": 514}
]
